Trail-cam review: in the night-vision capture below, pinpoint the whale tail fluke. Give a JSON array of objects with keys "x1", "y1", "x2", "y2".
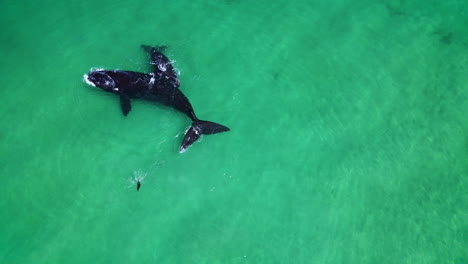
[{"x1": 180, "y1": 120, "x2": 229, "y2": 153}]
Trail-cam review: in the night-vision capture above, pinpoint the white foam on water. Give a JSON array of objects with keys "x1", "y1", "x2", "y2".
[{"x1": 133, "y1": 170, "x2": 147, "y2": 182}]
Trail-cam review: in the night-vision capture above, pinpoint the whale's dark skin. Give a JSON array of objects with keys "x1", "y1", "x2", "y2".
[{"x1": 84, "y1": 45, "x2": 229, "y2": 153}]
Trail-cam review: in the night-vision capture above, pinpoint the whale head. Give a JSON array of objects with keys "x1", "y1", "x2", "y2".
[{"x1": 84, "y1": 70, "x2": 117, "y2": 93}]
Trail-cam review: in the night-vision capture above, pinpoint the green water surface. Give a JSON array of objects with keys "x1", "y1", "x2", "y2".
[{"x1": 1, "y1": 0, "x2": 467, "y2": 263}]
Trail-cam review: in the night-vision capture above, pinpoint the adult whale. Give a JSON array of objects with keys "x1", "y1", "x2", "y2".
[{"x1": 84, "y1": 45, "x2": 229, "y2": 153}]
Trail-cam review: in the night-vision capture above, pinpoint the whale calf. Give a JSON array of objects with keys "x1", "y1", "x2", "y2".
[{"x1": 84, "y1": 45, "x2": 229, "y2": 153}]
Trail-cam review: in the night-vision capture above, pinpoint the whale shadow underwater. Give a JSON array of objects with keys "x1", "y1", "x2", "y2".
[{"x1": 84, "y1": 45, "x2": 229, "y2": 153}]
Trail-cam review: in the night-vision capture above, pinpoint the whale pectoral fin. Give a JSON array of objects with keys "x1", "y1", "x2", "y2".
[{"x1": 119, "y1": 93, "x2": 131, "y2": 116}]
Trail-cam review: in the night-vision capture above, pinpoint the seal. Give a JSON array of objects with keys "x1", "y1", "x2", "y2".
[{"x1": 84, "y1": 45, "x2": 229, "y2": 153}]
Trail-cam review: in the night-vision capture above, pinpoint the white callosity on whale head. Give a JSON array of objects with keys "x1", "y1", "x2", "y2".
[
  {"x1": 157, "y1": 63, "x2": 167, "y2": 72},
  {"x1": 83, "y1": 74, "x2": 96, "y2": 87},
  {"x1": 83, "y1": 68, "x2": 106, "y2": 87},
  {"x1": 149, "y1": 73, "x2": 156, "y2": 85}
]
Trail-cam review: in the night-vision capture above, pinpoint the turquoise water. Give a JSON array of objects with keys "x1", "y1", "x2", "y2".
[{"x1": 1, "y1": 0, "x2": 467, "y2": 263}]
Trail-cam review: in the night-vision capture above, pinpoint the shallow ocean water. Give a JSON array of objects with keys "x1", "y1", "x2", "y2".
[{"x1": 0, "y1": 0, "x2": 467, "y2": 263}]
